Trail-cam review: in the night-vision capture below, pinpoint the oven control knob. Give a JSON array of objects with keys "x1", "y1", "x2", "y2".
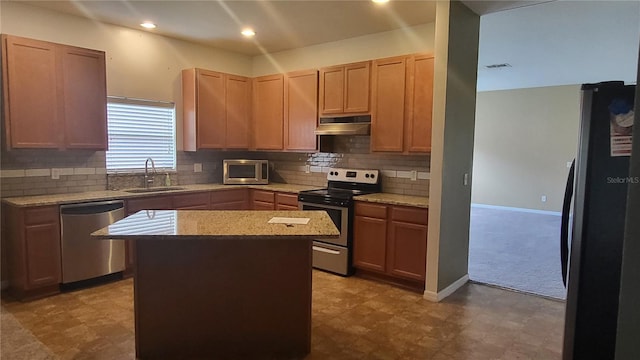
[
  {"x1": 334, "y1": 171, "x2": 339, "y2": 176},
  {"x1": 370, "y1": 173, "x2": 375, "y2": 179},
  {"x1": 365, "y1": 174, "x2": 370, "y2": 178}
]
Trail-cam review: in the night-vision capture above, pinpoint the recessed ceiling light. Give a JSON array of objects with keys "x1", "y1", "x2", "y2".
[
  {"x1": 241, "y1": 28, "x2": 256, "y2": 37},
  {"x1": 372, "y1": 0, "x2": 390, "y2": 4},
  {"x1": 140, "y1": 21, "x2": 157, "y2": 29}
]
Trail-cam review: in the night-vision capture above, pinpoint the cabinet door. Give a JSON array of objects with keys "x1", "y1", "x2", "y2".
[
  {"x1": 275, "y1": 192, "x2": 299, "y2": 209},
  {"x1": 343, "y1": 62, "x2": 371, "y2": 114},
  {"x1": 388, "y1": 220, "x2": 427, "y2": 281},
  {"x1": 172, "y1": 192, "x2": 210, "y2": 209},
  {"x1": 225, "y1": 75, "x2": 251, "y2": 149},
  {"x1": 284, "y1": 70, "x2": 318, "y2": 151},
  {"x1": 197, "y1": 69, "x2": 226, "y2": 149},
  {"x1": 371, "y1": 56, "x2": 406, "y2": 152},
  {"x1": 126, "y1": 196, "x2": 172, "y2": 214},
  {"x1": 2, "y1": 35, "x2": 60, "y2": 149},
  {"x1": 211, "y1": 189, "x2": 248, "y2": 210},
  {"x1": 250, "y1": 189, "x2": 275, "y2": 210},
  {"x1": 318, "y1": 66, "x2": 344, "y2": 115},
  {"x1": 405, "y1": 54, "x2": 434, "y2": 153},
  {"x1": 24, "y1": 206, "x2": 61, "y2": 289},
  {"x1": 61, "y1": 45, "x2": 107, "y2": 150},
  {"x1": 253, "y1": 74, "x2": 284, "y2": 150},
  {"x1": 353, "y1": 215, "x2": 387, "y2": 273}
]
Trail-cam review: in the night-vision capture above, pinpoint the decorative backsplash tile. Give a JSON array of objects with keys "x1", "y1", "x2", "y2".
[{"x1": 1, "y1": 136, "x2": 430, "y2": 198}]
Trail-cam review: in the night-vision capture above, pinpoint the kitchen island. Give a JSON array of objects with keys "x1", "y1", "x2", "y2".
[{"x1": 92, "y1": 210, "x2": 339, "y2": 359}]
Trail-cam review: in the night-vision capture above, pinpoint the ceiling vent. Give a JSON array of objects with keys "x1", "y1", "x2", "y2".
[{"x1": 485, "y1": 63, "x2": 512, "y2": 69}]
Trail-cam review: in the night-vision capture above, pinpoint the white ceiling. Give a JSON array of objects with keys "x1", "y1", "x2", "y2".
[{"x1": 10, "y1": 0, "x2": 640, "y2": 91}]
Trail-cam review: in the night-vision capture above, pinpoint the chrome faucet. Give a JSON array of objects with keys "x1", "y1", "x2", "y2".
[{"x1": 144, "y1": 158, "x2": 156, "y2": 188}]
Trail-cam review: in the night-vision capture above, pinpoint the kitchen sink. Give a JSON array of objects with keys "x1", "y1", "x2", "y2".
[{"x1": 123, "y1": 187, "x2": 185, "y2": 193}]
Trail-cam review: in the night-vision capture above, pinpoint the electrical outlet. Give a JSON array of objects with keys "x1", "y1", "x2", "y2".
[
  {"x1": 410, "y1": 170, "x2": 417, "y2": 181},
  {"x1": 51, "y1": 168, "x2": 60, "y2": 180},
  {"x1": 541, "y1": 195, "x2": 547, "y2": 202},
  {"x1": 305, "y1": 165, "x2": 310, "y2": 174},
  {"x1": 194, "y1": 163, "x2": 203, "y2": 173}
]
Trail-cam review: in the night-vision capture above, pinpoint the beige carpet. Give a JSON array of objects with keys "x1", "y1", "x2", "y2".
[{"x1": 1, "y1": 305, "x2": 56, "y2": 360}]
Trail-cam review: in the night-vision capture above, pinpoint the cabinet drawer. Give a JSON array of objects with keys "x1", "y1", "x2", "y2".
[
  {"x1": 211, "y1": 189, "x2": 248, "y2": 204},
  {"x1": 275, "y1": 193, "x2": 298, "y2": 207},
  {"x1": 391, "y1": 206, "x2": 428, "y2": 225},
  {"x1": 24, "y1": 206, "x2": 58, "y2": 225},
  {"x1": 172, "y1": 192, "x2": 210, "y2": 209},
  {"x1": 355, "y1": 202, "x2": 387, "y2": 219},
  {"x1": 252, "y1": 190, "x2": 275, "y2": 203}
]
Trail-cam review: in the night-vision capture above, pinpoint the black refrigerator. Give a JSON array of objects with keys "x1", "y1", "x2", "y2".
[{"x1": 560, "y1": 81, "x2": 636, "y2": 360}]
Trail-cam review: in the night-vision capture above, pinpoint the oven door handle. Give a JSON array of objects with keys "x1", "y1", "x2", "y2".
[
  {"x1": 312, "y1": 246, "x2": 341, "y2": 255},
  {"x1": 298, "y1": 201, "x2": 346, "y2": 211}
]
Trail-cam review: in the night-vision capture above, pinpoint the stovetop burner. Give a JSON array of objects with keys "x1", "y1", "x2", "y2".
[{"x1": 298, "y1": 168, "x2": 381, "y2": 207}]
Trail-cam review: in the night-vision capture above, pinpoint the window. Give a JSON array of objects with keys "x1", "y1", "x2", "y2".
[{"x1": 106, "y1": 97, "x2": 176, "y2": 173}]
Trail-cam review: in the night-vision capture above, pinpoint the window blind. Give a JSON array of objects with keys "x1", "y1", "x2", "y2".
[{"x1": 106, "y1": 97, "x2": 176, "y2": 173}]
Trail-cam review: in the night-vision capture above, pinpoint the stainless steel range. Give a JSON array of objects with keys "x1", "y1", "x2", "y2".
[{"x1": 298, "y1": 168, "x2": 380, "y2": 276}]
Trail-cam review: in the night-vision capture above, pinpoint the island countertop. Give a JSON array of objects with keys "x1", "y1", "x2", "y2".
[{"x1": 92, "y1": 210, "x2": 339, "y2": 240}]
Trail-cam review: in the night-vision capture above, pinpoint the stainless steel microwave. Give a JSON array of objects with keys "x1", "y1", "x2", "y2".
[{"x1": 223, "y1": 159, "x2": 269, "y2": 185}]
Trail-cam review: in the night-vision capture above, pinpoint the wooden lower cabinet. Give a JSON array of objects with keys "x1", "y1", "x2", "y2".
[
  {"x1": 353, "y1": 201, "x2": 428, "y2": 291},
  {"x1": 353, "y1": 213, "x2": 387, "y2": 272},
  {"x1": 3, "y1": 204, "x2": 62, "y2": 300},
  {"x1": 172, "y1": 192, "x2": 210, "y2": 210},
  {"x1": 251, "y1": 190, "x2": 300, "y2": 210},
  {"x1": 275, "y1": 192, "x2": 299, "y2": 210},
  {"x1": 211, "y1": 188, "x2": 248, "y2": 210},
  {"x1": 250, "y1": 189, "x2": 275, "y2": 210}
]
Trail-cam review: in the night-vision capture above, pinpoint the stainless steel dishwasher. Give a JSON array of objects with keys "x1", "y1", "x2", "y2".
[{"x1": 60, "y1": 200, "x2": 125, "y2": 284}]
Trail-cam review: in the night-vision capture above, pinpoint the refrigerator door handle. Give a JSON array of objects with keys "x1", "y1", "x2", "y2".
[{"x1": 560, "y1": 159, "x2": 575, "y2": 287}]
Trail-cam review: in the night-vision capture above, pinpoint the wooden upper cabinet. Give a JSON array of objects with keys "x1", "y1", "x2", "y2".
[
  {"x1": 182, "y1": 68, "x2": 225, "y2": 150},
  {"x1": 253, "y1": 74, "x2": 284, "y2": 150},
  {"x1": 183, "y1": 69, "x2": 251, "y2": 151},
  {"x1": 61, "y1": 45, "x2": 107, "y2": 150},
  {"x1": 225, "y1": 75, "x2": 251, "y2": 149},
  {"x1": 284, "y1": 70, "x2": 318, "y2": 151},
  {"x1": 319, "y1": 61, "x2": 370, "y2": 116},
  {"x1": 405, "y1": 54, "x2": 434, "y2": 153},
  {"x1": 371, "y1": 56, "x2": 407, "y2": 152},
  {"x1": 2, "y1": 35, "x2": 107, "y2": 150},
  {"x1": 2, "y1": 35, "x2": 61, "y2": 149},
  {"x1": 319, "y1": 66, "x2": 344, "y2": 114},
  {"x1": 344, "y1": 62, "x2": 370, "y2": 113},
  {"x1": 371, "y1": 53, "x2": 434, "y2": 153}
]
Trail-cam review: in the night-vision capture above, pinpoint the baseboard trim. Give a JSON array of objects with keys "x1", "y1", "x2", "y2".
[
  {"x1": 423, "y1": 274, "x2": 469, "y2": 302},
  {"x1": 471, "y1": 203, "x2": 561, "y2": 216}
]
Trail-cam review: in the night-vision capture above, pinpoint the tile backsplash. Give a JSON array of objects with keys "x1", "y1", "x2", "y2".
[{"x1": 1, "y1": 136, "x2": 429, "y2": 198}]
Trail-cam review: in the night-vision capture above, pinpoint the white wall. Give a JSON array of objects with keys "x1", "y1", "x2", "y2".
[
  {"x1": 252, "y1": 23, "x2": 435, "y2": 76},
  {"x1": 472, "y1": 85, "x2": 581, "y2": 212}
]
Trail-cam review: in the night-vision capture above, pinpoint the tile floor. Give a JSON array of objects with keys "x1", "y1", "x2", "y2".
[{"x1": 1, "y1": 271, "x2": 565, "y2": 359}]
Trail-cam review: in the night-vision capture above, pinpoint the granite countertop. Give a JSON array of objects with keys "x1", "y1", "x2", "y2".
[
  {"x1": 354, "y1": 193, "x2": 429, "y2": 208},
  {"x1": 2, "y1": 183, "x2": 322, "y2": 207},
  {"x1": 92, "y1": 210, "x2": 339, "y2": 240}
]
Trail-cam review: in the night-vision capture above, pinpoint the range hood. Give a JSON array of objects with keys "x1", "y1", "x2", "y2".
[{"x1": 315, "y1": 115, "x2": 371, "y2": 136}]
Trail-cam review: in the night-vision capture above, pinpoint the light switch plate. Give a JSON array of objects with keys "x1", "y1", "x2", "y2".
[{"x1": 194, "y1": 163, "x2": 203, "y2": 173}]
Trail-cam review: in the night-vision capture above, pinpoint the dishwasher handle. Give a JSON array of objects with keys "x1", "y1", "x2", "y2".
[{"x1": 60, "y1": 200, "x2": 124, "y2": 215}]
